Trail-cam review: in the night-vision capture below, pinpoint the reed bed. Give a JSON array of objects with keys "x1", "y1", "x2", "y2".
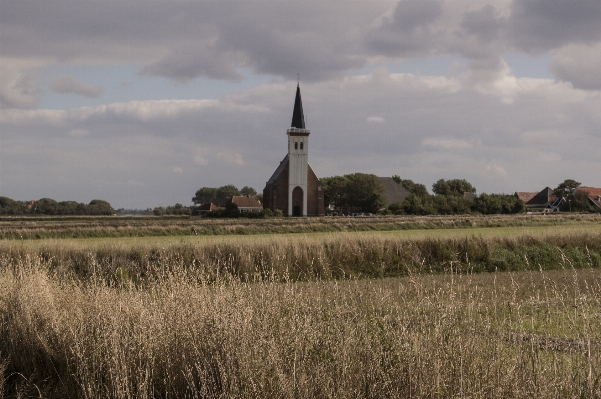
[
  {"x1": 1, "y1": 213, "x2": 600, "y2": 240},
  {"x1": 1, "y1": 232, "x2": 600, "y2": 283},
  {"x1": 1, "y1": 255, "x2": 600, "y2": 398}
]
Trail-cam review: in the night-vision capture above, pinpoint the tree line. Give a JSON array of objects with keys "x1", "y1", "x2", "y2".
[
  {"x1": 553, "y1": 179, "x2": 598, "y2": 212},
  {"x1": 321, "y1": 175, "x2": 597, "y2": 215},
  {"x1": 0, "y1": 197, "x2": 114, "y2": 216},
  {"x1": 192, "y1": 185, "x2": 260, "y2": 206}
]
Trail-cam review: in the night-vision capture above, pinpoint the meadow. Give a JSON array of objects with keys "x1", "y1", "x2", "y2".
[
  {"x1": 1, "y1": 215, "x2": 600, "y2": 397},
  {"x1": 1, "y1": 213, "x2": 600, "y2": 240}
]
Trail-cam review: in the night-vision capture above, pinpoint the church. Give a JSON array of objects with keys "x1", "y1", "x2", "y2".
[{"x1": 263, "y1": 84, "x2": 325, "y2": 216}]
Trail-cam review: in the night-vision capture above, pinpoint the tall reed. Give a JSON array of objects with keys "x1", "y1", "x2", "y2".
[
  {"x1": 1, "y1": 255, "x2": 600, "y2": 398},
  {"x1": 2, "y1": 232, "x2": 599, "y2": 284},
  {"x1": 1, "y1": 213, "x2": 599, "y2": 240}
]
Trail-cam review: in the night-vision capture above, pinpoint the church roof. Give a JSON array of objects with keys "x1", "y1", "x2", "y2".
[
  {"x1": 291, "y1": 84, "x2": 305, "y2": 129},
  {"x1": 266, "y1": 155, "x2": 289, "y2": 185}
]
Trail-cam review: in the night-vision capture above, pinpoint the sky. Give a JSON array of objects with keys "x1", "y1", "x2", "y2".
[{"x1": 1, "y1": 0, "x2": 600, "y2": 209}]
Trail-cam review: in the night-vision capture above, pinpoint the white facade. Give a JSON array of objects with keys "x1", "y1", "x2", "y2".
[{"x1": 287, "y1": 127, "x2": 310, "y2": 216}]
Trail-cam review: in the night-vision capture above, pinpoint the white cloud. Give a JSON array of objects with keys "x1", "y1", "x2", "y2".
[
  {"x1": 485, "y1": 162, "x2": 508, "y2": 178},
  {"x1": 2, "y1": 0, "x2": 601, "y2": 207},
  {"x1": 172, "y1": 167, "x2": 183, "y2": 173},
  {"x1": 194, "y1": 156, "x2": 208, "y2": 165},
  {"x1": 127, "y1": 180, "x2": 145, "y2": 186},
  {"x1": 422, "y1": 138, "x2": 473, "y2": 150},
  {"x1": 217, "y1": 151, "x2": 244, "y2": 166},
  {"x1": 366, "y1": 116, "x2": 385, "y2": 124},
  {"x1": 49, "y1": 75, "x2": 103, "y2": 98},
  {"x1": 68, "y1": 128, "x2": 89, "y2": 137},
  {"x1": 0, "y1": 60, "x2": 41, "y2": 109},
  {"x1": 549, "y1": 42, "x2": 601, "y2": 90}
]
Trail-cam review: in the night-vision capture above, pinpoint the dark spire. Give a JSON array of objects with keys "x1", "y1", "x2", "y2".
[{"x1": 290, "y1": 83, "x2": 305, "y2": 129}]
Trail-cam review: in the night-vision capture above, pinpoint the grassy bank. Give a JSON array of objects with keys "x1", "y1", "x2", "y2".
[
  {"x1": 1, "y1": 213, "x2": 600, "y2": 240},
  {"x1": 2, "y1": 259, "x2": 600, "y2": 398},
  {"x1": 2, "y1": 232, "x2": 600, "y2": 283}
]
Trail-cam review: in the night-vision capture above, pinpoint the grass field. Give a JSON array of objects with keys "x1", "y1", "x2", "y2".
[
  {"x1": 1, "y1": 215, "x2": 600, "y2": 397},
  {"x1": 2, "y1": 213, "x2": 600, "y2": 240}
]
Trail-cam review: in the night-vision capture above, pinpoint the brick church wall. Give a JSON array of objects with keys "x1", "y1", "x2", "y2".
[
  {"x1": 263, "y1": 161, "x2": 324, "y2": 216},
  {"x1": 263, "y1": 162, "x2": 289, "y2": 215},
  {"x1": 307, "y1": 165, "x2": 325, "y2": 216}
]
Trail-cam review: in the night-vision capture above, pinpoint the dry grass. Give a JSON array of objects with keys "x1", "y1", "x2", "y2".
[
  {"x1": 1, "y1": 213, "x2": 600, "y2": 240},
  {"x1": 2, "y1": 231, "x2": 600, "y2": 283},
  {"x1": 1, "y1": 234, "x2": 601, "y2": 397}
]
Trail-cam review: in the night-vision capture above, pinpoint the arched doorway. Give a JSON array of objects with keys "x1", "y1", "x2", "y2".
[{"x1": 292, "y1": 186, "x2": 303, "y2": 216}]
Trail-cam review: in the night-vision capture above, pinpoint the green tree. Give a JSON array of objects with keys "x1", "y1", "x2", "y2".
[
  {"x1": 321, "y1": 175, "x2": 349, "y2": 209},
  {"x1": 35, "y1": 198, "x2": 59, "y2": 215},
  {"x1": 432, "y1": 179, "x2": 476, "y2": 196},
  {"x1": 395, "y1": 195, "x2": 437, "y2": 215},
  {"x1": 559, "y1": 189, "x2": 597, "y2": 212},
  {"x1": 392, "y1": 176, "x2": 428, "y2": 197},
  {"x1": 473, "y1": 194, "x2": 525, "y2": 214},
  {"x1": 215, "y1": 185, "x2": 240, "y2": 206},
  {"x1": 554, "y1": 179, "x2": 581, "y2": 197},
  {"x1": 322, "y1": 174, "x2": 385, "y2": 213},
  {"x1": 0, "y1": 197, "x2": 28, "y2": 215},
  {"x1": 345, "y1": 173, "x2": 386, "y2": 213},
  {"x1": 192, "y1": 187, "x2": 218, "y2": 205},
  {"x1": 88, "y1": 199, "x2": 114, "y2": 215},
  {"x1": 240, "y1": 186, "x2": 258, "y2": 197}
]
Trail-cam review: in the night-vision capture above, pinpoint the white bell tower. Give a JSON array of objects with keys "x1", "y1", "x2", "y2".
[{"x1": 287, "y1": 83, "x2": 309, "y2": 216}]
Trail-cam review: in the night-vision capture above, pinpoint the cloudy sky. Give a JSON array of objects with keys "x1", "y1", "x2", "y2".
[{"x1": 1, "y1": 0, "x2": 600, "y2": 209}]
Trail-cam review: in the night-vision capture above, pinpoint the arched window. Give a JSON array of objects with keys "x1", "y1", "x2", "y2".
[
  {"x1": 295, "y1": 142, "x2": 298, "y2": 149},
  {"x1": 300, "y1": 142, "x2": 304, "y2": 150}
]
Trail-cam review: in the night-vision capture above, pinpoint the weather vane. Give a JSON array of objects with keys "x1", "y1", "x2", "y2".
[{"x1": 297, "y1": 73, "x2": 300, "y2": 85}]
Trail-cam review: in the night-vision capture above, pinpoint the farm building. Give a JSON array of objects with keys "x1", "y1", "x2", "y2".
[
  {"x1": 377, "y1": 177, "x2": 412, "y2": 206},
  {"x1": 228, "y1": 195, "x2": 263, "y2": 212},
  {"x1": 198, "y1": 202, "x2": 220, "y2": 215},
  {"x1": 576, "y1": 186, "x2": 601, "y2": 210},
  {"x1": 515, "y1": 187, "x2": 563, "y2": 211}
]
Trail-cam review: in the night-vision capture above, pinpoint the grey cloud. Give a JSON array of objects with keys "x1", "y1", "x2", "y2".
[
  {"x1": 509, "y1": 0, "x2": 601, "y2": 52},
  {"x1": 49, "y1": 76, "x2": 103, "y2": 98},
  {"x1": 549, "y1": 43, "x2": 601, "y2": 90},
  {"x1": 1, "y1": 1, "x2": 385, "y2": 83},
  {"x1": 389, "y1": 0, "x2": 443, "y2": 32},
  {"x1": 3, "y1": 75, "x2": 601, "y2": 207},
  {"x1": 4, "y1": 0, "x2": 601, "y2": 90},
  {"x1": 140, "y1": 44, "x2": 244, "y2": 82},
  {"x1": 460, "y1": 5, "x2": 504, "y2": 43},
  {"x1": 366, "y1": 0, "x2": 444, "y2": 57},
  {"x1": 0, "y1": 70, "x2": 40, "y2": 109}
]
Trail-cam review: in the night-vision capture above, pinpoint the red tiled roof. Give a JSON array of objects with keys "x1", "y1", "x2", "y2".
[
  {"x1": 514, "y1": 192, "x2": 538, "y2": 202},
  {"x1": 199, "y1": 203, "x2": 219, "y2": 211},
  {"x1": 230, "y1": 196, "x2": 262, "y2": 209},
  {"x1": 577, "y1": 187, "x2": 601, "y2": 209}
]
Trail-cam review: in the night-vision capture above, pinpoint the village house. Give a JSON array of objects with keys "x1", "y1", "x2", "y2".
[
  {"x1": 197, "y1": 202, "x2": 219, "y2": 216},
  {"x1": 575, "y1": 186, "x2": 601, "y2": 210},
  {"x1": 228, "y1": 195, "x2": 263, "y2": 212},
  {"x1": 377, "y1": 177, "x2": 412, "y2": 206},
  {"x1": 515, "y1": 187, "x2": 563, "y2": 211}
]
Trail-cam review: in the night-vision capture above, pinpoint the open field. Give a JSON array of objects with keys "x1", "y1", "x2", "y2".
[
  {"x1": 2, "y1": 259, "x2": 600, "y2": 398},
  {"x1": 1, "y1": 230, "x2": 600, "y2": 283},
  {"x1": 2, "y1": 216, "x2": 600, "y2": 397},
  {"x1": 1, "y1": 213, "x2": 600, "y2": 240},
  {"x1": 4, "y1": 221, "x2": 600, "y2": 251}
]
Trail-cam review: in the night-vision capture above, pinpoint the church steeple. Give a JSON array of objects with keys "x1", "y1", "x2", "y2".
[{"x1": 291, "y1": 84, "x2": 305, "y2": 129}]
